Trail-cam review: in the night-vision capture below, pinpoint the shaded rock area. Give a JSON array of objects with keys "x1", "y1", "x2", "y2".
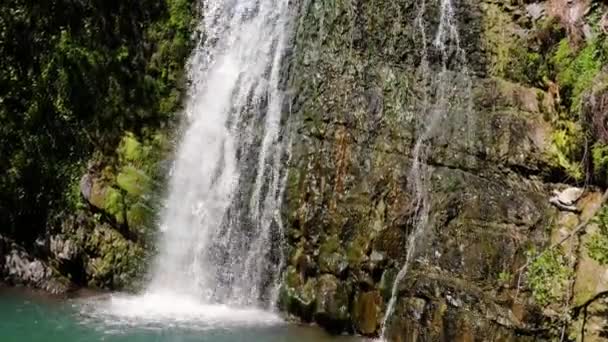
[
  {"x1": 0, "y1": 132, "x2": 168, "y2": 292},
  {"x1": 280, "y1": 0, "x2": 608, "y2": 340},
  {"x1": 0, "y1": 234, "x2": 70, "y2": 294}
]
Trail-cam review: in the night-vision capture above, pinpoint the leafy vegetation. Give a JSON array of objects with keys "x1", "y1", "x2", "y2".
[
  {"x1": 550, "y1": 120, "x2": 585, "y2": 181},
  {"x1": 526, "y1": 247, "x2": 572, "y2": 306},
  {"x1": 587, "y1": 206, "x2": 608, "y2": 265},
  {"x1": 0, "y1": 0, "x2": 194, "y2": 245},
  {"x1": 542, "y1": 6, "x2": 608, "y2": 183},
  {"x1": 550, "y1": 38, "x2": 605, "y2": 115}
]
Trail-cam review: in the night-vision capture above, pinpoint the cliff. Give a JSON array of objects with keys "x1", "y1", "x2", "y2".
[{"x1": 280, "y1": 0, "x2": 608, "y2": 340}]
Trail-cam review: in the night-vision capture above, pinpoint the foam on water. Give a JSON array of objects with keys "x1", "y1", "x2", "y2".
[{"x1": 78, "y1": 292, "x2": 282, "y2": 331}]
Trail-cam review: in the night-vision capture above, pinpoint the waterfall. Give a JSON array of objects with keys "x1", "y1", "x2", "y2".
[
  {"x1": 147, "y1": 0, "x2": 293, "y2": 308},
  {"x1": 379, "y1": 0, "x2": 472, "y2": 339}
]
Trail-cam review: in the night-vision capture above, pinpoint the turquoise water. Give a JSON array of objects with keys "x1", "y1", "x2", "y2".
[{"x1": 0, "y1": 288, "x2": 358, "y2": 342}]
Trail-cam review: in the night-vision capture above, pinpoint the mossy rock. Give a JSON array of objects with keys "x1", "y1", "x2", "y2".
[
  {"x1": 86, "y1": 179, "x2": 109, "y2": 210},
  {"x1": 85, "y1": 225, "x2": 145, "y2": 288},
  {"x1": 318, "y1": 235, "x2": 348, "y2": 276},
  {"x1": 353, "y1": 291, "x2": 382, "y2": 335},
  {"x1": 116, "y1": 166, "x2": 151, "y2": 197},
  {"x1": 103, "y1": 187, "x2": 126, "y2": 225},
  {"x1": 346, "y1": 235, "x2": 369, "y2": 267},
  {"x1": 117, "y1": 132, "x2": 143, "y2": 164},
  {"x1": 313, "y1": 274, "x2": 351, "y2": 333},
  {"x1": 127, "y1": 202, "x2": 154, "y2": 234},
  {"x1": 279, "y1": 266, "x2": 317, "y2": 322}
]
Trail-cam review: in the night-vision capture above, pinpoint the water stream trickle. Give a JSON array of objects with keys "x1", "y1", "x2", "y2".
[{"x1": 378, "y1": 0, "x2": 472, "y2": 339}]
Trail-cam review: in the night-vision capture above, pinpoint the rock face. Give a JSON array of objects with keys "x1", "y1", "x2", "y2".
[
  {"x1": 0, "y1": 235, "x2": 69, "y2": 294},
  {"x1": 280, "y1": 0, "x2": 608, "y2": 340}
]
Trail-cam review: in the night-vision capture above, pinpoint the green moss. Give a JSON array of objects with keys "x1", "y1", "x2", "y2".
[
  {"x1": 103, "y1": 187, "x2": 125, "y2": 225},
  {"x1": 592, "y1": 144, "x2": 608, "y2": 182},
  {"x1": 285, "y1": 266, "x2": 303, "y2": 289},
  {"x1": 483, "y1": 4, "x2": 519, "y2": 79},
  {"x1": 127, "y1": 202, "x2": 153, "y2": 233},
  {"x1": 117, "y1": 133, "x2": 143, "y2": 164},
  {"x1": 551, "y1": 38, "x2": 603, "y2": 114},
  {"x1": 85, "y1": 225, "x2": 145, "y2": 288},
  {"x1": 319, "y1": 235, "x2": 347, "y2": 275},
  {"x1": 549, "y1": 120, "x2": 585, "y2": 180},
  {"x1": 498, "y1": 271, "x2": 513, "y2": 287},
  {"x1": 482, "y1": 3, "x2": 550, "y2": 84},
  {"x1": 586, "y1": 206, "x2": 608, "y2": 265},
  {"x1": 346, "y1": 234, "x2": 369, "y2": 266},
  {"x1": 116, "y1": 166, "x2": 151, "y2": 197},
  {"x1": 320, "y1": 235, "x2": 341, "y2": 256},
  {"x1": 526, "y1": 247, "x2": 572, "y2": 306}
]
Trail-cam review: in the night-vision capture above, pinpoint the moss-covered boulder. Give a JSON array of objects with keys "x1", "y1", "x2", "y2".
[
  {"x1": 84, "y1": 224, "x2": 145, "y2": 289},
  {"x1": 279, "y1": 266, "x2": 316, "y2": 321}
]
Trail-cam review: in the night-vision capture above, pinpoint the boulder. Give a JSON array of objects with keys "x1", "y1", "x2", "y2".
[
  {"x1": 353, "y1": 290, "x2": 383, "y2": 335},
  {"x1": 313, "y1": 274, "x2": 351, "y2": 333}
]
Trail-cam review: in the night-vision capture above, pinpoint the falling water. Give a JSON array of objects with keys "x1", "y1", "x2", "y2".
[
  {"x1": 379, "y1": 0, "x2": 472, "y2": 339},
  {"x1": 146, "y1": 0, "x2": 294, "y2": 309}
]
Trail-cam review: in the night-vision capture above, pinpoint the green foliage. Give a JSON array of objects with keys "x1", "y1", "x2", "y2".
[
  {"x1": 0, "y1": 0, "x2": 194, "y2": 244},
  {"x1": 104, "y1": 187, "x2": 126, "y2": 225},
  {"x1": 592, "y1": 144, "x2": 608, "y2": 183},
  {"x1": 498, "y1": 271, "x2": 513, "y2": 287},
  {"x1": 116, "y1": 166, "x2": 151, "y2": 197},
  {"x1": 550, "y1": 120, "x2": 585, "y2": 180},
  {"x1": 551, "y1": 38, "x2": 604, "y2": 114},
  {"x1": 587, "y1": 206, "x2": 608, "y2": 265},
  {"x1": 526, "y1": 247, "x2": 572, "y2": 306},
  {"x1": 483, "y1": 5, "x2": 561, "y2": 86},
  {"x1": 85, "y1": 225, "x2": 146, "y2": 289}
]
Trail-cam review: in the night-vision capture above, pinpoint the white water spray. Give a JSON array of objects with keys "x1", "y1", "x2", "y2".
[
  {"x1": 378, "y1": 0, "x2": 472, "y2": 339},
  {"x1": 80, "y1": 0, "x2": 297, "y2": 325},
  {"x1": 147, "y1": 0, "x2": 294, "y2": 309}
]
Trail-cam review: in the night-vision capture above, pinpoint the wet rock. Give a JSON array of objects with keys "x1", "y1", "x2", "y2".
[
  {"x1": 577, "y1": 295, "x2": 608, "y2": 342},
  {"x1": 279, "y1": 266, "x2": 317, "y2": 322},
  {"x1": 283, "y1": 0, "x2": 582, "y2": 339},
  {"x1": 84, "y1": 224, "x2": 145, "y2": 289},
  {"x1": 5, "y1": 250, "x2": 49, "y2": 285},
  {"x1": 353, "y1": 290, "x2": 383, "y2": 335},
  {"x1": 50, "y1": 235, "x2": 80, "y2": 261},
  {"x1": 313, "y1": 274, "x2": 350, "y2": 333},
  {"x1": 0, "y1": 235, "x2": 70, "y2": 294},
  {"x1": 318, "y1": 236, "x2": 348, "y2": 276}
]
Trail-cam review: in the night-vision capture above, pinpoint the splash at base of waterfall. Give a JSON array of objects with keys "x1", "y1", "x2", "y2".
[
  {"x1": 0, "y1": 287, "x2": 360, "y2": 341},
  {"x1": 80, "y1": 292, "x2": 282, "y2": 331}
]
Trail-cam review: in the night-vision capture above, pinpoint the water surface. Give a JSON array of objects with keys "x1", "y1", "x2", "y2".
[{"x1": 0, "y1": 288, "x2": 359, "y2": 342}]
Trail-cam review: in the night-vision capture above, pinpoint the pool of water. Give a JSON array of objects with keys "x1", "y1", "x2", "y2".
[{"x1": 0, "y1": 288, "x2": 360, "y2": 342}]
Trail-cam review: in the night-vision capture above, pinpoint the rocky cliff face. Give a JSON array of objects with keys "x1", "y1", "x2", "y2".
[{"x1": 280, "y1": 0, "x2": 608, "y2": 340}]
